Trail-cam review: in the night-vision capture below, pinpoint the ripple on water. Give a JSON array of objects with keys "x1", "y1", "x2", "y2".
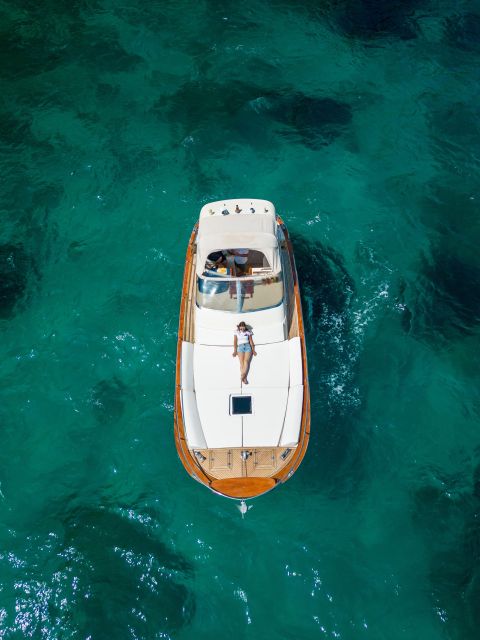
[
  {"x1": 0, "y1": 506, "x2": 195, "y2": 638},
  {"x1": 413, "y1": 462, "x2": 480, "y2": 640}
]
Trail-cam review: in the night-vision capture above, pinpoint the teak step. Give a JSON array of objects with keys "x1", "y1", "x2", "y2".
[{"x1": 210, "y1": 477, "x2": 276, "y2": 499}]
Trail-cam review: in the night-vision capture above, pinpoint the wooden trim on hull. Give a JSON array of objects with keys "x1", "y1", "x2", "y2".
[
  {"x1": 174, "y1": 223, "x2": 212, "y2": 488},
  {"x1": 173, "y1": 216, "x2": 311, "y2": 500},
  {"x1": 211, "y1": 477, "x2": 276, "y2": 499}
]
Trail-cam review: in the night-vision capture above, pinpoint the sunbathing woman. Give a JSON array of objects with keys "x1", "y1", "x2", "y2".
[{"x1": 232, "y1": 321, "x2": 256, "y2": 384}]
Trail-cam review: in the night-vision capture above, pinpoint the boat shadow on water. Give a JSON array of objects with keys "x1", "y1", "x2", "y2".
[{"x1": 291, "y1": 233, "x2": 370, "y2": 497}]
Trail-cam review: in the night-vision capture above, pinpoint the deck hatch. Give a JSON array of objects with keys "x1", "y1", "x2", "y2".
[{"x1": 230, "y1": 395, "x2": 252, "y2": 415}]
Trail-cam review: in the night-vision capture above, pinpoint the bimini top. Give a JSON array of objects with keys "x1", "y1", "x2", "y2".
[{"x1": 196, "y1": 199, "x2": 280, "y2": 277}]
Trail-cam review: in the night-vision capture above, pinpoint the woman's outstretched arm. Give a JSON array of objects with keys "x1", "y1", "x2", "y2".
[{"x1": 249, "y1": 334, "x2": 257, "y2": 356}]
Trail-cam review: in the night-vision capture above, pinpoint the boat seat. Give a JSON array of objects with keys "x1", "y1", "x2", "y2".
[
  {"x1": 279, "y1": 385, "x2": 303, "y2": 446},
  {"x1": 181, "y1": 390, "x2": 207, "y2": 449},
  {"x1": 195, "y1": 306, "x2": 286, "y2": 345},
  {"x1": 288, "y1": 337, "x2": 303, "y2": 386},
  {"x1": 181, "y1": 341, "x2": 194, "y2": 390}
]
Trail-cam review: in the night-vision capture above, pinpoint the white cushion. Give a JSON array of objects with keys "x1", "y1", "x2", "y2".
[
  {"x1": 196, "y1": 389, "x2": 243, "y2": 448},
  {"x1": 288, "y1": 337, "x2": 303, "y2": 387},
  {"x1": 194, "y1": 345, "x2": 239, "y2": 390},
  {"x1": 181, "y1": 390, "x2": 207, "y2": 449},
  {"x1": 279, "y1": 386, "x2": 304, "y2": 446},
  {"x1": 242, "y1": 388, "x2": 288, "y2": 447},
  {"x1": 193, "y1": 342, "x2": 289, "y2": 391},
  {"x1": 181, "y1": 341, "x2": 194, "y2": 390},
  {"x1": 247, "y1": 342, "x2": 290, "y2": 388},
  {"x1": 195, "y1": 306, "x2": 286, "y2": 346}
]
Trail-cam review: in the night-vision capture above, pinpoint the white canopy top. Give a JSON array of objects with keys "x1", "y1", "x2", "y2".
[{"x1": 196, "y1": 204, "x2": 280, "y2": 276}]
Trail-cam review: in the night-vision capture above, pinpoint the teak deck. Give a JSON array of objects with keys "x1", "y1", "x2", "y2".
[{"x1": 174, "y1": 216, "x2": 310, "y2": 500}]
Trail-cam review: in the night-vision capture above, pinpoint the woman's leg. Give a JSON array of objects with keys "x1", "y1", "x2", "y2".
[
  {"x1": 237, "y1": 352, "x2": 246, "y2": 380},
  {"x1": 243, "y1": 351, "x2": 252, "y2": 382}
]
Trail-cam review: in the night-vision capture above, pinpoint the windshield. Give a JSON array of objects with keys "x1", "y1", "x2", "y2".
[{"x1": 197, "y1": 275, "x2": 283, "y2": 312}]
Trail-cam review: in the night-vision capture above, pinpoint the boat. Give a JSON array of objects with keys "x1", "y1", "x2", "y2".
[{"x1": 174, "y1": 199, "x2": 310, "y2": 500}]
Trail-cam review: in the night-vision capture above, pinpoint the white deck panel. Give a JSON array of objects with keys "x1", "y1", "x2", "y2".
[
  {"x1": 193, "y1": 344, "x2": 240, "y2": 390},
  {"x1": 246, "y1": 342, "x2": 290, "y2": 388},
  {"x1": 193, "y1": 342, "x2": 289, "y2": 390},
  {"x1": 196, "y1": 389, "x2": 243, "y2": 448},
  {"x1": 242, "y1": 388, "x2": 288, "y2": 447},
  {"x1": 195, "y1": 305, "x2": 285, "y2": 346},
  {"x1": 186, "y1": 336, "x2": 302, "y2": 450}
]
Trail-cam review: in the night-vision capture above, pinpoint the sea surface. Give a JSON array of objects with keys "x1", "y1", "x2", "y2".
[{"x1": 1, "y1": 1, "x2": 480, "y2": 638}]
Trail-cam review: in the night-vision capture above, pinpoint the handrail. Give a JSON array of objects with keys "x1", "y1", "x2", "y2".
[{"x1": 198, "y1": 272, "x2": 282, "y2": 282}]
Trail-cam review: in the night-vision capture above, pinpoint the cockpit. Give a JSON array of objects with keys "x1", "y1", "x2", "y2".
[
  {"x1": 203, "y1": 249, "x2": 272, "y2": 277},
  {"x1": 194, "y1": 206, "x2": 284, "y2": 312},
  {"x1": 197, "y1": 248, "x2": 283, "y2": 313}
]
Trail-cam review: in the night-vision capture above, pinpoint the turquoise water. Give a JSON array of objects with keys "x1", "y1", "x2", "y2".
[{"x1": 1, "y1": 1, "x2": 480, "y2": 638}]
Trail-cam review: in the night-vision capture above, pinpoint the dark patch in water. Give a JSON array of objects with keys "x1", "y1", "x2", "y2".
[
  {"x1": 0, "y1": 31, "x2": 63, "y2": 79},
  {"x1": 69, "y1": 31, "x2": 144, "y2": 73},
  {"x1": 1, "y1": 178, "x2": 63, "y2": 242},
  {"x1": 30, "y1": 182, "x2": 64, "y2": 213},
  {"x1": 275, "y1": 0, "x2": 421, "y2": 40},
  {"x1": 420, "y1": 185, "x2": 479, "y2": 247},
  {"x1": 290, "y1": 234, "x2": 367, "y2": 496},
  {"x1": 0, "y1": 5, "x2": 142, "y2": 81},
  {"x1": 428, "y1": 103, "x2": 480, "y2": 171},
  {"x1": 156, "y1": 81, "x2": 352, "y2": 150},
  {"x1": 111, "y1": 146, "x2": 160, "y2": 183},
  {"x1": 61, "y1": 505, "x2": 195, "y2": 637},
  {"x1": 292, "y1": 234, "x2": 354, "y2": 329},
  {"x1": 413, "y1": 467, "x2": 480, "y2": 639},
  {"x1": 0, "y1": 112, "x2": 33, "y2": 148},
  {"x1": 412, "y1": 470, "x2": 467, "y2": 531},
  {"x1": 445, "y1": 12, "x2": 480, "y2": 52},
  {"x1": 395, "y1": 278, "x2": 413, "y2": 334},
  {"x1": 257, "y1": 93, "x2": 352, "y2": 148},
  {"x1": 331, "y1": 0, "x2": 420, "y2": 40},
  {"x1": 0, "y1": 244, "x2": 30, "y2": 318},
  {"x1": 91, "y1": 377, "x2": 131, "y2": 425},
  {"x1": 406, "y1": 250, "x2": 480, "y2": 343},
  {"x1": 154, "y1": 80, "x2": 254, "y2": 132}
]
